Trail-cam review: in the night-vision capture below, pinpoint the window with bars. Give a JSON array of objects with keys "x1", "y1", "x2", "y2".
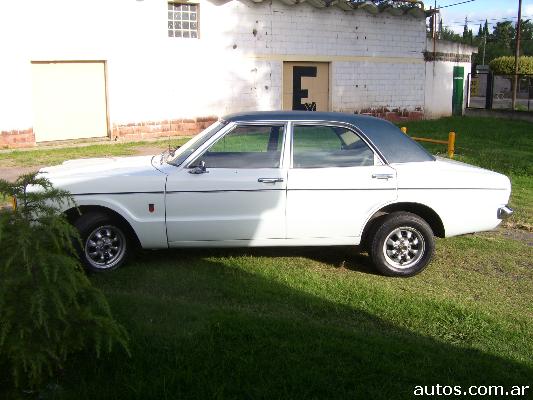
[{"x1": 168, "y1": 2, "x2": 199, "y2": 38}]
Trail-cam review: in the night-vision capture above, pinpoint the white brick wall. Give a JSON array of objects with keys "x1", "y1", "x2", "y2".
[
  {"x1": 226, "y1": 0, "x2": 426, "y2": 59},
  {"x1": 0, "y1": 0, "x2": 427, "y2": 132},
  {"x1": 332, "y1": 62, "x2": 425, "y2": 112}
]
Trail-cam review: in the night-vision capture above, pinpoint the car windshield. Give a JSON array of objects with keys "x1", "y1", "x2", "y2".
[{"x1": 166, "y1": 120, "x2": 227, "y2": 166}]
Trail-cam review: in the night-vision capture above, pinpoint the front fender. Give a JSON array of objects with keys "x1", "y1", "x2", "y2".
[{"x1": 69, "y1": 194, "x2": 168, "y2": 249}]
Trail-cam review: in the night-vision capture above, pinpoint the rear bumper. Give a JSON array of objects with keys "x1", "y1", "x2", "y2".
[{"x1": 497, "y1": 205, "x2": 513, "y2": 219}]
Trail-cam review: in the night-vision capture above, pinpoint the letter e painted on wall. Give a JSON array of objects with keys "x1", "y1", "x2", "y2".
[{"x1": 283, "y1": 62, "x2": 329, "y2": 111}]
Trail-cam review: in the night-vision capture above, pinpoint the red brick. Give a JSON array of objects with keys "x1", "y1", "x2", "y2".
[
  {"x1": 170, "y1": 121, "x2": 182, "y2": 131},
  {"x1": 408, "y1": 111, "x2": 424, "y2": 121},
  {"x1": 122, "y1": 133, "x2": 142, "y2": 141},
  {"x1": 118, "y1": 127, "x2": 134, "y2": 136},
  {"x1": 384, "y1": 112, "x2": 402, "y2": 122},
  {"x1": 196, "y1": 116, "x2": 218, "y2": 123},
  {"x1": 160, "y1": 123, "x2": 171, "y2": 132},
  {"x1": 181, "y1": 122, "x2": 197, "y2": 131}
]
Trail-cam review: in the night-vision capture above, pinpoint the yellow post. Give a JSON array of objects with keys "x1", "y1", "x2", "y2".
[
  {"x1": 448, "y1": 131, "x2": 456, "y2": 159},
  {"x1": 11, "y1": 196, "x2": 17, "y2": 211},
  {"x1": 401, "y1": 126, "x2": 408, "y2": 134}
]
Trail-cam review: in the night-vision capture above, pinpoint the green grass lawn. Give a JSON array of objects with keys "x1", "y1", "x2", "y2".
[
  {"x1": 1, "y1": 116, "x2": 532, "y2": 399},
  {"x1": 0, "y1": 139, "x2": 189, "y2": 168},
  {"x1": 21, "y1": 240, "x2": 532, "y2": 400}
]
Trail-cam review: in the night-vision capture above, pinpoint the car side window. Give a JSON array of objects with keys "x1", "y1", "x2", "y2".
[
  {"x1": 193, "y1": 125, "x2": 285, "y2": 168},
  {"x1": 292, "y1": 125, "x2": 375, "y2": 168}
]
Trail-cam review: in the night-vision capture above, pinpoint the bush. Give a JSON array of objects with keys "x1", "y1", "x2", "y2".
[
  {"x1": 0, "y1": 174, "x2": 129, "y2": 389},
  {"x1": 489, "y1": 56, "x2": 533, "y2": 75}
]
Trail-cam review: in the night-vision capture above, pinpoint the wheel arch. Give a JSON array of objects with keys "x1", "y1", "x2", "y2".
[
  {"x1": 64, "y1": 205, "x2": 141, "y2": 248},
  {"x1": 361, "y1": 202, "x2": 445, "y2": 248}
]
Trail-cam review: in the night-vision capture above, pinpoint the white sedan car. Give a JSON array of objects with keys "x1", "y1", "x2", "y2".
[{"x1": 39, "y1": 111, "x2": 513, "y2": 277}]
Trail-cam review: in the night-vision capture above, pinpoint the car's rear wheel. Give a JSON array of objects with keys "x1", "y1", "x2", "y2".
[
  {"x1": 369, "y1": 212, "x2": 435, "y2": 277},
  {"x1": 74, "y1": 212, "x2": 130, "y2": 272}
]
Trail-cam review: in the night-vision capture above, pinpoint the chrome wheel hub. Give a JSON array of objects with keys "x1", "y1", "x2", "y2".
[
  {"x1": 85, "y1": 225, "x2": 126, "y2": 269},
  {"x1": 383, "y1": 226, "x2": 425, "y2": 269}
]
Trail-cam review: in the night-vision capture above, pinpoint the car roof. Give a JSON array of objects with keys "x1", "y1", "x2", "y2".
[
  {"x1": 222, "y1": 111, "x2": 435, "y2": 164},
  {"x1": 223, "y1": 110, "x2": 376, "y2": 124}
]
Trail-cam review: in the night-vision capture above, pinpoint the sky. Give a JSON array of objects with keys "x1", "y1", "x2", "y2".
[{"x1": 435, "y1": 0, "x2": 533, "y2": 34}]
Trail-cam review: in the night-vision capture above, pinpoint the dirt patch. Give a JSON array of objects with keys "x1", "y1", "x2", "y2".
[
  {"x1": 0, "y1": 166, "x2": 45, "y2": 182},
  {"x1": 132, "y1": 145, "x2": 167, "y2": 156},
  {"x1": 479, "y1": 226, "x2": 533, "y2": 247},
  {"x1": 498, "y1": 228, "x2": 533, "y2": 247}
]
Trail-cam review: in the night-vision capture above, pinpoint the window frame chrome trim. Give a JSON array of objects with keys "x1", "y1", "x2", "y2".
[
  {"x1": 184, "y1": 120, "x2": 289, "y2": 170},
  {"x1": 286, "y1": 119, "x2": 388, "y2": 169}
]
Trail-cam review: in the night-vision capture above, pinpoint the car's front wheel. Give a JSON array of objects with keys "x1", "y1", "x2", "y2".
[
  {"x1": 369, "y1": 212, "x2": 435, "y2": 277},
  {"x1": 74, "y1": 212, "x2": 131, "y2": 272}
]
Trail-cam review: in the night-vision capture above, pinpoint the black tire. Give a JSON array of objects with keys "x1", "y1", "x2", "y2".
[
  {"x1": 360, "y1": 213, "x2": 388, "y2": 252},
  {"x1": 74, "y1": 212, "x2": 131, "y2": 272},
  {"x1": 369, "y1": 211, "x2": 435, "y2": 277}
]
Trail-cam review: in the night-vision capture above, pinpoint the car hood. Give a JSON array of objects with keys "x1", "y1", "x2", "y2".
[
  {"x1": 394, "y1": 157, "x2": 511, "y2": 190},
  {"x1": 39, "y1": 155, "x2": 159, "y2": 177},
  {"x1": 38, "y1": 155, "x2": 167, "y2": 194}
]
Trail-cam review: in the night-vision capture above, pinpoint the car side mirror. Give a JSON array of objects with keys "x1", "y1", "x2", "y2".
[{"x1": 189, "y1": 160, "x2": 208, "y2": 174}]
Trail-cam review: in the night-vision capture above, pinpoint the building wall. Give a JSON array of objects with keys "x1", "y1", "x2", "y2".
[{"x1": 0, "y1": 0, "x2": 426, "y2": 147}]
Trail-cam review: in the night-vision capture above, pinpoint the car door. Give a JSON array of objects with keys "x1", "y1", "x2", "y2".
[
  {"x1": 165, "y1": 122, "x2": 288, "y2": 245},
  {"x1": 286, "y1": 122, "x2": 397, "y2": 243}
]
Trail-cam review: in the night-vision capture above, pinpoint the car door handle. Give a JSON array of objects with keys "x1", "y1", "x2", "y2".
[
  {"x1": 372, "y1": 173, "x2": 394, "y2": 180},
  {"x1": 258, "y1": 178, "x2": 284, "y2": 183}
]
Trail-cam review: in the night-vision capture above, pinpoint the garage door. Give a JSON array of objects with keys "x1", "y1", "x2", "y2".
[
  {"x1": 31, "y1": 61, "x2": 108, "y2": 142},
  {"x1": 283, "y1": 62, "x2": 329, "y2": 111}
]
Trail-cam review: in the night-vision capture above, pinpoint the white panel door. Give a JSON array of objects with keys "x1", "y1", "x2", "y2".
[
  {"x1": 286, "y1": 124, "x2": 397, "y2": 241},
  {"x1": 32, "y1": 62, "x2": 108, "y2": 142},
  {"x1": 165, "y1": 124, "x2": 287, "y2": 245}
]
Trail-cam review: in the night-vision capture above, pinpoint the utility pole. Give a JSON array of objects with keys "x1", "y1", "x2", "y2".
[
  {"x1": 512, "y1": 0, "x2": 522, "y2": 110},
  {"x1": 433, "y1": 0, "x2": 437, "y2": 56},
  {"x1": 482, "y1": 32, "x2": 486, "y2": 65}
]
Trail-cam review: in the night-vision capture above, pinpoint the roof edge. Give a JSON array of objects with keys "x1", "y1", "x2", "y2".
[{"x1": 249, "y1": 0, "x2": 427, "y2": 18}]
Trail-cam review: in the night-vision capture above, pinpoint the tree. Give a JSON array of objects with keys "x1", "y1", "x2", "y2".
[
  {"x1": 492, "y1": 21, "x2": 515, "y2": 50},
  {"x1": 462, "y1": 17, "x2": 472, "y2": 42},
  {"x1": 489, "y1": 55, "x2": 533, "y2": 74},
  {"x1": 455, "y1": 16, "x2": 533, "y2": 65},
  {"x1": 519, "y1": 19, "x2": 533, "y2": 56},
  {"x1": 475, "y1": 21, "x2": 514, "y2": 65},
  {"x1": 0, "y1": 174, "x2": 129, "y2": 390},
  {"x1": 439, "y1": 25, "x2": 463, "y2": 43}
]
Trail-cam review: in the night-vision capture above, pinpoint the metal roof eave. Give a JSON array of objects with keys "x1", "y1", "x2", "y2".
[{"x1": 250, "y1": 0, "x2": 427, "y2": 18}]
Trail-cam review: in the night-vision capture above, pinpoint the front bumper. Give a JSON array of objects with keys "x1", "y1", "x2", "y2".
[{"x1": 497, "y1": 205, "x2": 513, "y2": 219}]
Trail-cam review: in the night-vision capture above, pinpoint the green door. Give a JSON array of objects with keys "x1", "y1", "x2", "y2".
[{"x1": 452, "y1": 66, "x2": 464, "y2": 116}]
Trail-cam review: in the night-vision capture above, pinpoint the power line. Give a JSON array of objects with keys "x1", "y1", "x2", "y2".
[
  {"x1": 436, "y1": 0, "x2": 476, "y2": 9},
  {"x1": 445, "y1": 14, "x2": 532, "y2": 26},
  {"x1": 441, "y1": 14, "x2": 533, "y2": 28}
]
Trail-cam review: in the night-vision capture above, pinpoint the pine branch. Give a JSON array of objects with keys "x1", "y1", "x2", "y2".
[{"x1": 0, "y1": 172, "x2": 129, "y2": 390}]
